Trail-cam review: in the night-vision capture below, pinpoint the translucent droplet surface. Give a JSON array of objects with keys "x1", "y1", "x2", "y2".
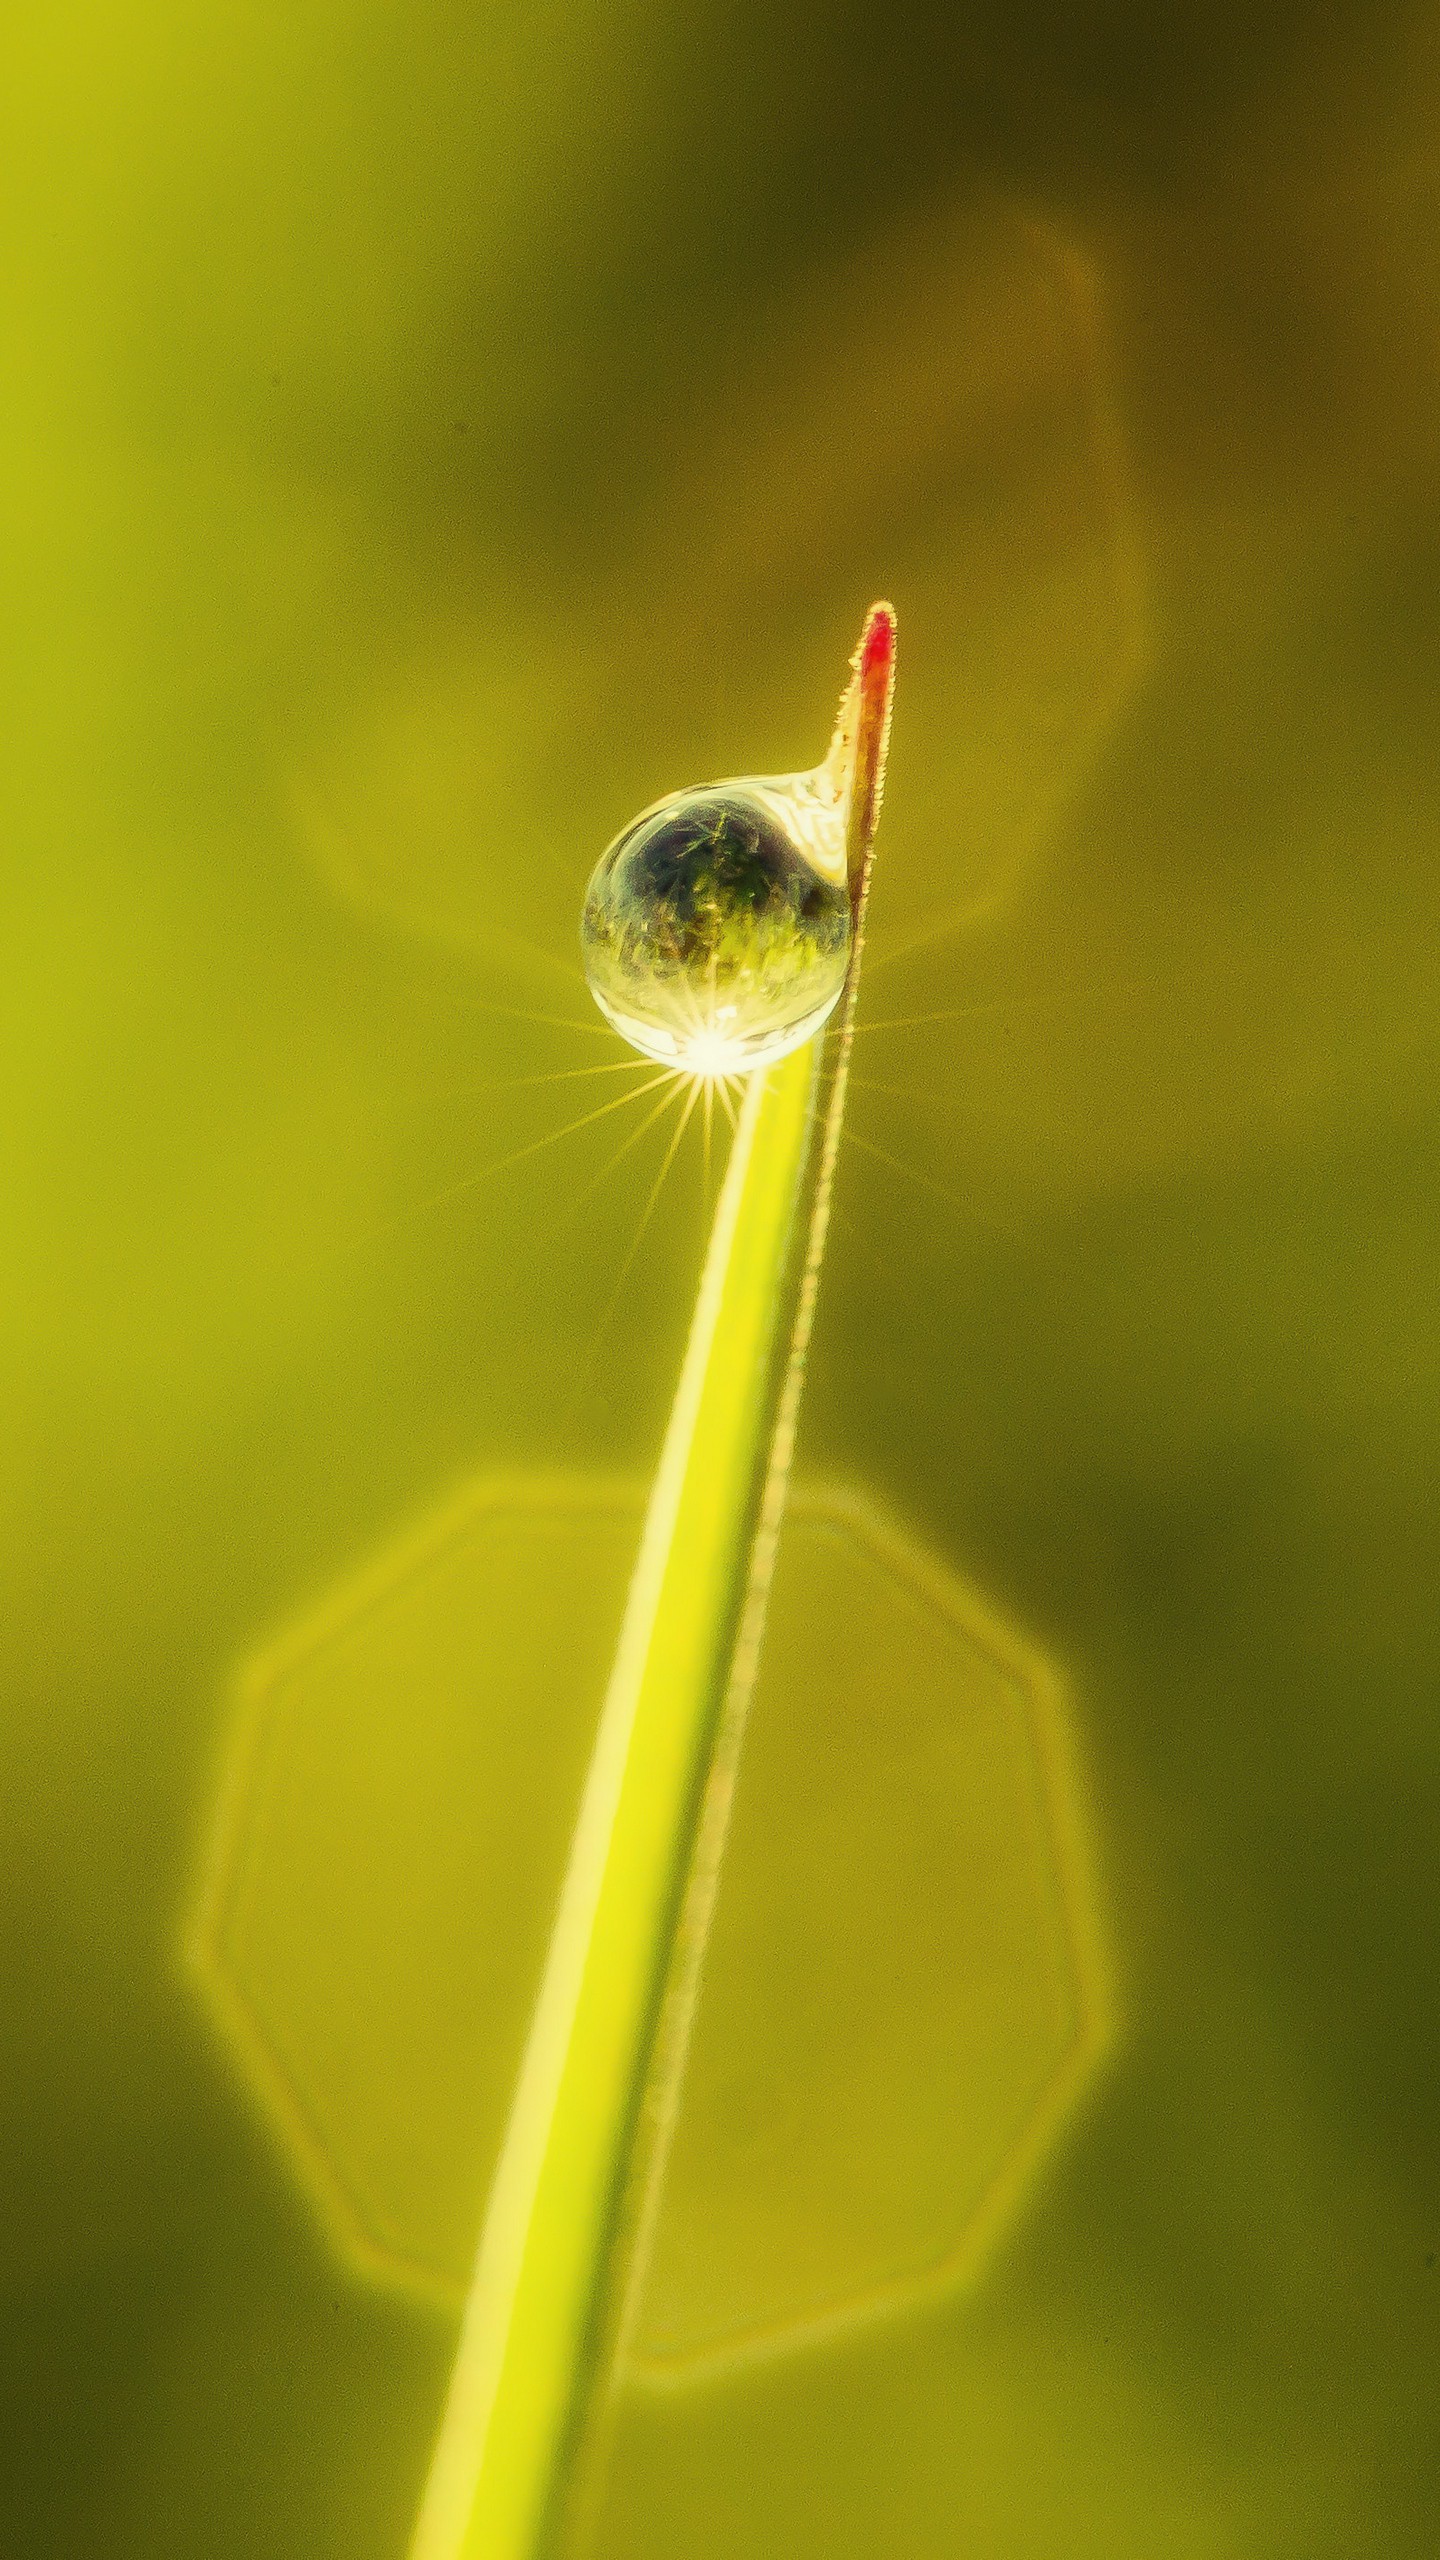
[{"x1": 581, "y1": 785, "x2": 851, "y2": 1072}]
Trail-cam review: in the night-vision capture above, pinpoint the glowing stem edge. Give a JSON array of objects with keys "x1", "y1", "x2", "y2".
[{"x1": 409, "y1": 602, "x2": 895, "y2": 2560}]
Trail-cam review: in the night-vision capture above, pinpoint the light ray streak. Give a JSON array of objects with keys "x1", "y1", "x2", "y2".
[
  {"x1": 840, "y1": 1124, "x2": 971, "y2": 1214},
  {"x1": 402, "y1": 1071, "x2": 675, "y2": 1231},
  {"x1": 563, "y1": 1079, "x2": 704, "y2": 1431},
  {"x1": 427, "y1": 1057, "x2": 656, "y2": 1104}
]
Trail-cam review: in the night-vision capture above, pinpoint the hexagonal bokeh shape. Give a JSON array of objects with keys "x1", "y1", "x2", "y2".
[{"x1": 190, "y1": 1475, "x2": 1110, "y2": 2379}]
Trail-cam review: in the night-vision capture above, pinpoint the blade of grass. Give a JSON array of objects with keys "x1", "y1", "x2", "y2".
[{"x1": 409, "y1": 605, "x2": 896, "y2": 2560}]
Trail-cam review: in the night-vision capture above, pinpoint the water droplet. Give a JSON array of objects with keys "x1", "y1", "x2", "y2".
[{"x1": 581, "y1": 772, "x2": 852, "y2": 1075}]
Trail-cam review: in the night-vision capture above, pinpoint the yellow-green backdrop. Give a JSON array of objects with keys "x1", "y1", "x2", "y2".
[{"x1": 3, "y1": 3, "x2": 1439, "y2": 2553}]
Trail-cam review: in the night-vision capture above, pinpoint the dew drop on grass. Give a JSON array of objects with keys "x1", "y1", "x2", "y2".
[{"x1": 581, "y1": 778, "x2": 852, "y2": 1076}]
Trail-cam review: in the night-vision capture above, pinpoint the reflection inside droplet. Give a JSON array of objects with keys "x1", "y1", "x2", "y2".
[{"x1": 581, "y1": 785, "x2": 851, "y2": 1071}]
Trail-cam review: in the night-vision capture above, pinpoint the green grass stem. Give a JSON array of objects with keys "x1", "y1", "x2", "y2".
[{"x1": 409, "y1": 606, "x2": 895, "y2": 2560}]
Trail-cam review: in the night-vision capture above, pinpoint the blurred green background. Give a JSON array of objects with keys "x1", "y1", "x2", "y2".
[{"x1": 4, "y1": 1, "x2": 1440, "y2": 2552}]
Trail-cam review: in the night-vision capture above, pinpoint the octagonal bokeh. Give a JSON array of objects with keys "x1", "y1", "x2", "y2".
[{"x1": 191, "y1": 1474, "x2": 1108, "y2": 2378}]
